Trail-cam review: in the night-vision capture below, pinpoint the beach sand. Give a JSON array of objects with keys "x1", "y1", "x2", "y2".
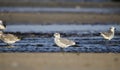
[
  {"x1": 0, "y1": 53, "x2": 120, "y2": 70},
  {"x1": 0, "y1": 13, "x2": 120, "y2": 24}
]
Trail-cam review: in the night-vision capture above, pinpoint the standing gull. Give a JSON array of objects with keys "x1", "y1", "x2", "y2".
[
  {"x1": 0, "y1": 31, "x2": 20, "y2": 46},
  {"x1": 54, "y1": 33, "x2": 76, "y2": 50},
  {"x1": 100, "y1": 26, "x2": 115, "y2": 40},
  {"x1": 0, "y1": 20, "x2": 6, "y2": 30}
]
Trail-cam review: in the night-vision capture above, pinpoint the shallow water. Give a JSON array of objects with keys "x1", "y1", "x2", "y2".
[
  {"x1": 0, "y1": 7, "x2": 120, "y2": 14},
  {"x1": 0, "y1": 24, "x2": 120, "y2": 53},
  {"x1": 5, "y1": 24, "x2": 120, "y2": 33}
]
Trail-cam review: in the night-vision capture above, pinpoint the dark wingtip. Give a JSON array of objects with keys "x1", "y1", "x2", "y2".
[{"x1": 99, "y1": 32, "x2": 102, "y2": 35}]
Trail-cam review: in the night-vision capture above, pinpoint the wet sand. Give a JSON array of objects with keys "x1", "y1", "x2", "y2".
[
  {"x1": 0, "y1": 53, "x2": 120, "y2": 70},
  {"x1": 0, "y1": 13, "x2": 120, "y2": 24}
]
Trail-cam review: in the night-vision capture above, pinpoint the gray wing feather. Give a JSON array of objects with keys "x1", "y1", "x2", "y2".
[
  {"x1": 101, "y1": 30, "x2": 113, "y2": 37},
  {"x1": 1, "y1": 34, "x2": 19, "y2": 41},
  {"x1": 59, "y1": 38, "x2": 75, "y2": 45}
]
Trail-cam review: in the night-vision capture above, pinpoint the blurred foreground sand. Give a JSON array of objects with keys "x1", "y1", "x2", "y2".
[{"x1": 0, "y1": 53, "x2": 120, "y2": 70}]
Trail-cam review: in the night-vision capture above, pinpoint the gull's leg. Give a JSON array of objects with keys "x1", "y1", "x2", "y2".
[
  {"x1": 105, "y1": 39, "x2": 109, "y2": 46},
  {"x1": 60, "y1": 47, "x2": 64, "y2": 52},
  {"x1": 76, "y1": 51, "x2": 80, "y2": 55},
  {"x1": 102, "y1": 39, "x2": 106, "y2": 45},
  {"x1": 6, "y1": 43, "x2": 14, "y2": 48},
  {"x1": 60, "y1": 48, "x2": 65, "y2": 54}
]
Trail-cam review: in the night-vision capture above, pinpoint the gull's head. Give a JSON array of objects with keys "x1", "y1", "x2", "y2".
[
  {"x1": 110, "y1": 26, "x2": 115, "y2": 32},
  {"x1": 0, "y1": 20, "x2": 6, "y2": 30},
  {"x1": 54, "y1": 33, "x2": 60, "y2": 38}
]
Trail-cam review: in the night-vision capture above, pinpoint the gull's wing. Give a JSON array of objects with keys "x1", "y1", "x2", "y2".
[
  {"x1": 59, "y1": 38, "x2": 75, "y2": 45},
  {"x1": 1, "y1": 34, "x2": 19, "y2": 41},
  {"x1": 101, "y1": 30, "x2": 113, "y2": 37}
]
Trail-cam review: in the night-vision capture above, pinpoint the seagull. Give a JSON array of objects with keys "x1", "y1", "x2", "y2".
[
  {"x1": 54, "y1": 33, "x2": 76, "y2": 50},
  {"x1": 0, "y1": 31, "x2": 20, "y2": 46},
  {"x1": 0, "y1": 20, "x2": 6, "y2": 30},
  {"x1": 100, "y1": 26, "x2": 115, "y2": 41}
]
